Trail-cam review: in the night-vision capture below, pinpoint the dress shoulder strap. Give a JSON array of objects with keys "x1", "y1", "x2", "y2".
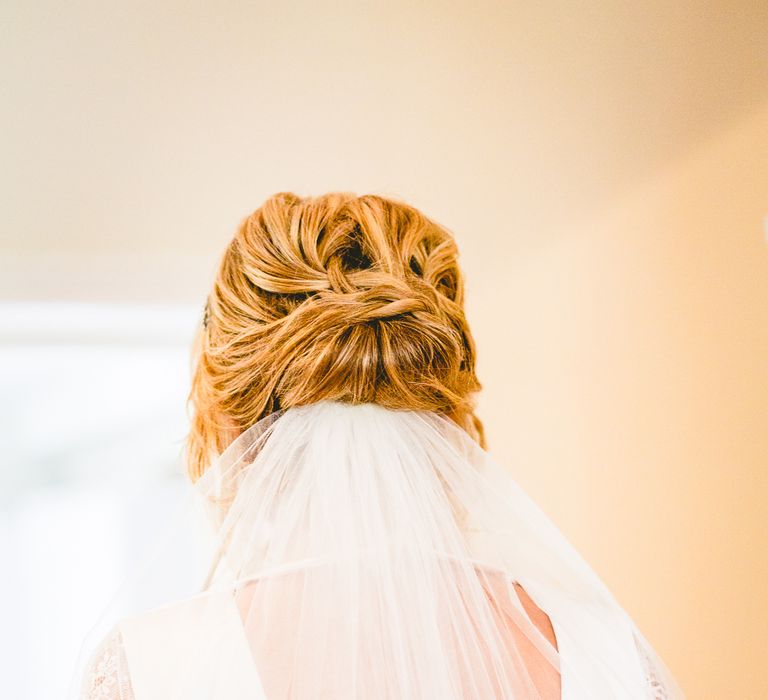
[{"x1": 119, "y1": 591, "x2": 266, "y2": 700}]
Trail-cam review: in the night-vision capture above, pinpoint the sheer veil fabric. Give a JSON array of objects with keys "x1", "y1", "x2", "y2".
[{"x1": 77, "y1": 400, "x2": 684, "y2": 699}]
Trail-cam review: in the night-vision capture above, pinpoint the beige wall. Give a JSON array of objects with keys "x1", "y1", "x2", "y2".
[
  {"x1": 475, "y1": 102, "x2": 768, "y2": 698},
  {"x1": 2, "y1": 2, "x2": 766, "y2": 697}
]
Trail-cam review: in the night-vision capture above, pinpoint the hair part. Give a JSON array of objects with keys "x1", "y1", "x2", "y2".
[{"x1": 186, "y1": 192, "x2": 485, "y2": 481}]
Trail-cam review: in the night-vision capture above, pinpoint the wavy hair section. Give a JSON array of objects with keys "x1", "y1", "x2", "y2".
[{"x1": 186, "y1": 192, "x2": 485, "y2": 481}]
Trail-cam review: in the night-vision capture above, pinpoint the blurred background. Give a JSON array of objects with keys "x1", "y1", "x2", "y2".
[{"x1": 1, "y1": 1, "x2": 767, "y2": 698}]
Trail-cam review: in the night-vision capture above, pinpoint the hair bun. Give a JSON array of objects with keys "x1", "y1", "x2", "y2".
[{"x1": 187, "y1": 192, "x2": 484, "y2": 480}]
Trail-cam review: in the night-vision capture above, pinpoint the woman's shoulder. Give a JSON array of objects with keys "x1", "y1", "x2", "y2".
[
  {"x1": 80, "y1": 590, "x2": 231, "y2": 700},
  {"x1": 95, "y1": 589, "x2": 266, "y2": 700}
]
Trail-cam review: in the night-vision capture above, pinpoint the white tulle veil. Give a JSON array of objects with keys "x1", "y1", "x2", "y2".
[{"x1": 72, "y1": 399, "x2": 684, "y2": 699}]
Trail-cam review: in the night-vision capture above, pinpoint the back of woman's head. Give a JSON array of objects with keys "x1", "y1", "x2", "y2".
[{"x1": 186, "y1": 192, "x2": 485, "y2": 480}]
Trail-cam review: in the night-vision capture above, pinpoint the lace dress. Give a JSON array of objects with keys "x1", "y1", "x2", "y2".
[
  {"x1": 80, "y1": 617, "x2": 670, "y2": 699},
  {"x1": 81, "y1": 629, "x2": 134, "y2": 700}
]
